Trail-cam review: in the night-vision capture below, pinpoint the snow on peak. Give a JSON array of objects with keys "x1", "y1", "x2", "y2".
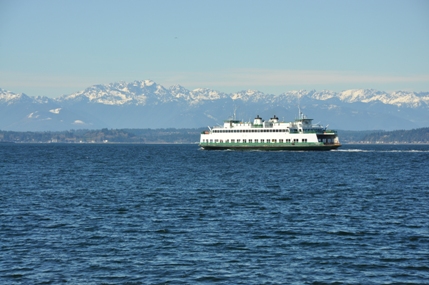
[
  {"x1": 0, "y1": 89, "x2": 32, "y2": 104},
  {"x1": 49, "y1": 108, "x2": 61, "y2": 114},
  {"x1": 143, "y1": 79, "x2": 155, "y2": 86},
  {"x1": 231, "y1": 90, "x2": 267, "y2": 102},
  {"x1": 3, "y1": 81, "x2": 428, "y2": 109},
  {"x1": 27, "y1": 112, "x2": 39, "y2": 119}
]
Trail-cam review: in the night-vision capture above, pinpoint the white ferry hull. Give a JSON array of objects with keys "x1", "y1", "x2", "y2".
[{"x1": 199, "y1": 142, "x2": 341, "y2": 151}]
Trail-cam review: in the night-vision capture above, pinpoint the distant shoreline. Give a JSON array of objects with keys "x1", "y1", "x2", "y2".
[{"x1": 1, "y1": 127, "x2": 428, "y2": 144}]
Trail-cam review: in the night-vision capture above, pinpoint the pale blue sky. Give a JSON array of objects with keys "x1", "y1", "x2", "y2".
[{"x1": 1, "y1": 0, "x2": 428, "y2": 97}]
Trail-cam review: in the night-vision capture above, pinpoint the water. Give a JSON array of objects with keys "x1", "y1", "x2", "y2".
[{"x1": 1, "y1": 144, "x2": 429, "y2": 284}]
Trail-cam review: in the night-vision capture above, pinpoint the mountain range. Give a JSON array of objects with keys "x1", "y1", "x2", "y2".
[{"x1": 1, "y1": 80, "x2": 429, "y2": 131}]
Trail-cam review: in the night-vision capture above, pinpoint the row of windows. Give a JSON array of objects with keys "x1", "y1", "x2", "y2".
[
  {"x1": 202, "y1": 138, "x2": 309, "y2": 143},
  {"x1": 212, "y1": 129, "x2": 294, "y2": 133},
  {"x1": 211, "y1": 128, "x2": 322, "y2": 133}
]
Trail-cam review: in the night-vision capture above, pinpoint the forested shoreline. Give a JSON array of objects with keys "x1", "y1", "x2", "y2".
[{"x1": 1, "y1": 127, "x2": 428, "y2": 144}]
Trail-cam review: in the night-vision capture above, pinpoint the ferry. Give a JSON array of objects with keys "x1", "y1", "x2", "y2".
[{"x1": 199, "y1": 113, "x2": 341, "y2": 150}]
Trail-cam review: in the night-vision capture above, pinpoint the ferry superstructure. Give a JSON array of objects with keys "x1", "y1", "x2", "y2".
[{"x1": 199, "y1": 113, "x2": 341, "y2": 150}]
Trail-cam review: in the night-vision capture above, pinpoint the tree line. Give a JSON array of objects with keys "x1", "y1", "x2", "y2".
[
  {"x1": 0, "y1": 127, "x2": 428, "y2": 144},
  {"x1": 0, "y1": 128, "x2": 205, "y2": 143}
]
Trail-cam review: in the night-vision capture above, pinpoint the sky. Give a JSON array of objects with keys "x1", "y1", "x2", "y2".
[{"x1": 1, "y1": 0, "x2": 428, "y2": 98}]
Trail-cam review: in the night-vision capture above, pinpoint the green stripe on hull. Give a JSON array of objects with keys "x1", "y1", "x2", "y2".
[{"x1": 199, "y1": 142, "x2": 341, "y2": 151}]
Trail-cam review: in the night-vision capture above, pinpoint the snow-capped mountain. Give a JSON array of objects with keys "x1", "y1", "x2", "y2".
[{"x1": 1, "y1": 81, "x2": 428, "y2": 131}]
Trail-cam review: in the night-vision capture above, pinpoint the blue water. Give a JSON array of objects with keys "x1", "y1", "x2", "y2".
[{"x1": 1, "y1": 144, "x2": 429, "y2": 284}]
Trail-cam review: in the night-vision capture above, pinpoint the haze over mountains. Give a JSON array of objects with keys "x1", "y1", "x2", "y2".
[{"x1": 1, "y1": 80, "x2": 428, "y2": 131}]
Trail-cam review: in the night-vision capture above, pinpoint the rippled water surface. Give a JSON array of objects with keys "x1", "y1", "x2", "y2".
[{"x1": 1, "y1": 144, "x2": 429, "y2": 284}]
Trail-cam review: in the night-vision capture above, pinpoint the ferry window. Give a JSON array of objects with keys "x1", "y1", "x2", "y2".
[
  {"x1": 210, "y1": 139, "x2": 213, "y2": 142},
  {"x1": 249, "y1": 139, "x2": 252, "y2": 143},
  {"x1": 237, "y1": 139, "x2": 241, "y2": 143},
  {"x1": 302, "y1": 139, "x2": 307, "y2": 142},
  {"x1": 231, "y1": 139, "x2": 235, "y2": 143},
  {"x1": 279, "y1": 139, "x2": 283, "y2": 143},
  {"x1": 226, "y1": 139, "x2": 229, "y2": 143},
  {"x1": 261, "y1": 139, "x2": 264, "y2": 143},
  {"x1": 215, "y1": 139, "x2": 219, "y2": 142},
  {"x1": 255, "y1": 139, "x2": 258, "y2": 143},
  {"x1": 243, "y1": 139, "x2": 247, "y2": 143},
  {"x1": 267, "y1": 140, "x2": 270, "y2": 143},
  {"x1": 294, "y1": 139, "x2": 299, "y2": 142},
  {"x1": 272, "y1": 139, "x2": 277, "y2": 143},
  {"x1": 286, "y1": 139, "x2": 291, "y2": 142}
]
